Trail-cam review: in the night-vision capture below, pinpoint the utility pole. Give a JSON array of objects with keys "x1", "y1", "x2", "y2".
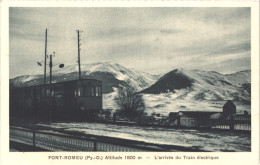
[
  {"x1": 49, "y1": 55, "x2": 53, "y2": 84},
  {"x1": 49, "y1": 54, "x2": 53, "y2": 123},
  {"x1": 77, "y1": 30, "x2": 82, "y2": 80},
  {"x1": 44, "y1": 29, "x2": 47, "y2": 85}
]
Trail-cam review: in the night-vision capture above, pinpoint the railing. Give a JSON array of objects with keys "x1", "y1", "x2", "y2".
[
  {"x1": 10, "y1": 127, "x2": 207, "y2": 152},
  {"x1": 210, "y1": 120, "x2": 251, "y2": 131},
  {"x1": 102, "y1": 114, "x2": 251, "y2": 132},
  {"x1": 175, "y1": 115, "x2": 251, "y2": 132}
]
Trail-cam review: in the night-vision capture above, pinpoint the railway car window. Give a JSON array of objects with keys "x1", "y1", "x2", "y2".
[
  {"x1": 96, "y1": 87, "x2": 99, "y2": 96},
  {"x1": 54, "y1": 89, "x2": 64, "y2": 97},
  {"x1": 77, "y1": 87, "x2": 83, "y2": 96},
  {"x1": 46, "y1": 89, "x2": 50, "y2": 96},
  {"x1": 86, "y1": 87, "x2": 89, "y2": 96},
  {"x1": 78, "y1": 88, "x2": 81, "y2": 96},
  {"x1": 51, "y1": 90, "x2": 54, "y2": 96},
  {"x1": 55, "y1": 89, "x2": 60, "y2": 95},
  {"x1": 44, "y1": 89, "x2": 54, "y2": 96},
  {"x1": 91, "y1": 87, "x2": 95, "y2": 96},
  {"x1": 98, "y1": 86, "x2": 102, "y2": 96},
  {"x1": 85, "y1": 87, "x2": 91, "y2": 96},
  {"x1": 83, "y1": 87, "x2": 86, "y2": 96}
]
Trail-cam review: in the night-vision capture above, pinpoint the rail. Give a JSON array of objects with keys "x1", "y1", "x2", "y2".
[{"x1": 10, "y1": 127, "x2": 207, "y2": 152}]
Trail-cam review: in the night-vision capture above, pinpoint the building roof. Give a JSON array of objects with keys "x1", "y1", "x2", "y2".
[{"x1": 178, "y1": 111, "x2": 221, "y2": 118}]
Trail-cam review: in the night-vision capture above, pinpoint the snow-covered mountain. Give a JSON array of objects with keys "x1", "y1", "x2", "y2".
[
  {"x1": 141, "y1": 69, "x2": 251, "y2": 115},
  {"x1": 10, "y1": 63, "x2": 251, "y2": 115},
  {"x1": 10, "y1": 62, "x2": 158, "y2": 93},
  {"x1": 225, "y1": 70, "x2": 251, "y2": 85},
  {"x1": 141, "y1": 69, "x2": 250, "y2": 101}
]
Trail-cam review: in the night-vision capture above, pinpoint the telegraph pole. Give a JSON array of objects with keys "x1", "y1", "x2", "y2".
[
  {"x1": 77, "y1": 30, "x2": 82, "y2": 80},
  {"x1": 44, "y1": 29, "x2": 47, "y2": 85},
  {"x1": 49, "y1": 54, "x2": 53, "y2": 122},
  {"x1": 49, "y1": 54, "x2": 52, "y2": 123},
  {"x1": 49, "y1": 55, "x2": 53, "y2": 84}
]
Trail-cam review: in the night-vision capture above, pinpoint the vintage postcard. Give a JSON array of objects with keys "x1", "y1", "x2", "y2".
[{"x1": 0, "y1": 0, "x2": 259, "y2": 165}]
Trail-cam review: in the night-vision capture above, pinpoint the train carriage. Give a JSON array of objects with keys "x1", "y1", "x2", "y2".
[{"x1": 10, "y1": 79, "x2": 102, "y2": 121}]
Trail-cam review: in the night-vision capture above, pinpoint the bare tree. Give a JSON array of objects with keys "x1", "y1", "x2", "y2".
[{"x1": 115, "y1": 85, "x2": 145, "y2": 121}]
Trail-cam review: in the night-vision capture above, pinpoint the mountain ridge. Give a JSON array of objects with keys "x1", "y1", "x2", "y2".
[
  {"x1": 10, "y1": 62, "x2": 159, "y2": 94},
  {"x1": 141, "y1": 68, "x2": 250, "y2": 102},
  {"x1": 10, "y1": 63, "x2": 251, "y2": 97},
  {"x1": 9, "y1": 63, "x2": 251, "y2": 114}
]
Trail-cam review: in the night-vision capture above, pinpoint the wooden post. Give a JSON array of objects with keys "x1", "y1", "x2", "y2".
[
  {"x1": 177, "y1": 115, "x2": 180, "y2": 127},
  {"x1": 91, "y1": 137, "x2": 97, "y2": 151},
  {"x1": 77, "y1": 30, "x2": 82, "y2": 80},
  {"x1": 229, "y1": 115, "x2": 234, "y2": 130},
  {"x1": 33, "y1": 131, "x2": 36, "y2": 151},
  {"x1": 44, "y1": 29, "x2": 47, "y2": 85},
  {"x1": 49, "y1": 55, "x2": 52, "y2": 84}
]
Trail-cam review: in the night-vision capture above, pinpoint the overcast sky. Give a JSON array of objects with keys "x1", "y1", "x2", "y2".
[{"x1": 9, "y1": 7, "x2": 250, "y2": 78}]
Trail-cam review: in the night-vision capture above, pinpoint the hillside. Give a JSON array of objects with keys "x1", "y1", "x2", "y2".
[
  {"x1": 10, "y1": 62, "x2": 158, "y2": 94},
  {"x1": 225, "y1": 70, "x2": 251, "y2": 85},
  {"x1": 140, "y1": 68, "x2": 251, "y2": 115},
  {"x1": 141, "y1": 69, "x2": 194, "y2": 94},
  {"x1": 10, "y1": 63, "x2": 251, "y2": 115}
]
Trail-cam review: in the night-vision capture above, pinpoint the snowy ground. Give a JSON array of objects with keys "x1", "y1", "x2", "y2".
[
  {"x1": 101, "y1": 68, "x2": 251, "y2": 116},
  {"x1": 103, "y1": 90, "x2": 251, "y2": 116},
  {"x1": 142, "y1": 92, "x2": 251, "y2": 116},
  {"x1": 38, "y1": 122, "x2": 251, "y2": 152}
]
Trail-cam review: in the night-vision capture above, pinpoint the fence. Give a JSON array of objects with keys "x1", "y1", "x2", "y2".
[
  {"x1": 103, "y1": 113, "x2": 251, "y2": 132},
  {"x1": 172, "y1": 114, "x2": 251, "y2": 132},
  {"x1": 10, "y1": 127, "x2": 207, "y2": 152}
]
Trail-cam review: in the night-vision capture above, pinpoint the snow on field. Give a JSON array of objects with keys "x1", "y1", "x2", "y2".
[
  {"x1": 143, "y1": 93, "x2": 222, "y2": 115},
  {"x1": 142, "y1": 91, "x2": 251, "y2": 116},
  {"x1": 38, "y1": 122, "x2": 251, "y2": 152},
  {"x1": 103, "y1": 90, "x2": 119, "y2": 111},
  {"x1": 102, "y1": 88, "x2": 251, "y2": 116}
]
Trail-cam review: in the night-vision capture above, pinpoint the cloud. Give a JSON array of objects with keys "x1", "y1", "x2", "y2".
[
  {"x1": 9, "y1": 7, "x2": 251, "y2": 78},
  {"x1": 210, "y1": 41, "x2": 250, "y2": 56}
]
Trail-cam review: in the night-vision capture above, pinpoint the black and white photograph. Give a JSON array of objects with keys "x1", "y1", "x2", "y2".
[
  {"x1": 8, "y1": 7, "x2": 253, "y2": 153},
  {"x1": 0, "y1": 2, "x2": 258, "y2": 164}
]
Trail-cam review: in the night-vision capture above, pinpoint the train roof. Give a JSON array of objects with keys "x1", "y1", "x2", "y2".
[{"x1": 11, "y1": 78, "x2": 102, "y2": 89}]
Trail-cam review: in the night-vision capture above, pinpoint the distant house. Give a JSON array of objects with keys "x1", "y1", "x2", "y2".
[
  {"x1": 168, "y1": 111, "x2": 221, "y2": 127},
  {"x1": 223, "y1": 100, "x2": 236, "y2": 116},
  {"x1": 178, "y1": 111, "x2": 221, "y2": 127},
  {"x1": 168, "y1": 112, "x2": 179, "y2": 125},
  {"x1": 167, "y1": 101, "x2": 251, "y2": 131}
]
